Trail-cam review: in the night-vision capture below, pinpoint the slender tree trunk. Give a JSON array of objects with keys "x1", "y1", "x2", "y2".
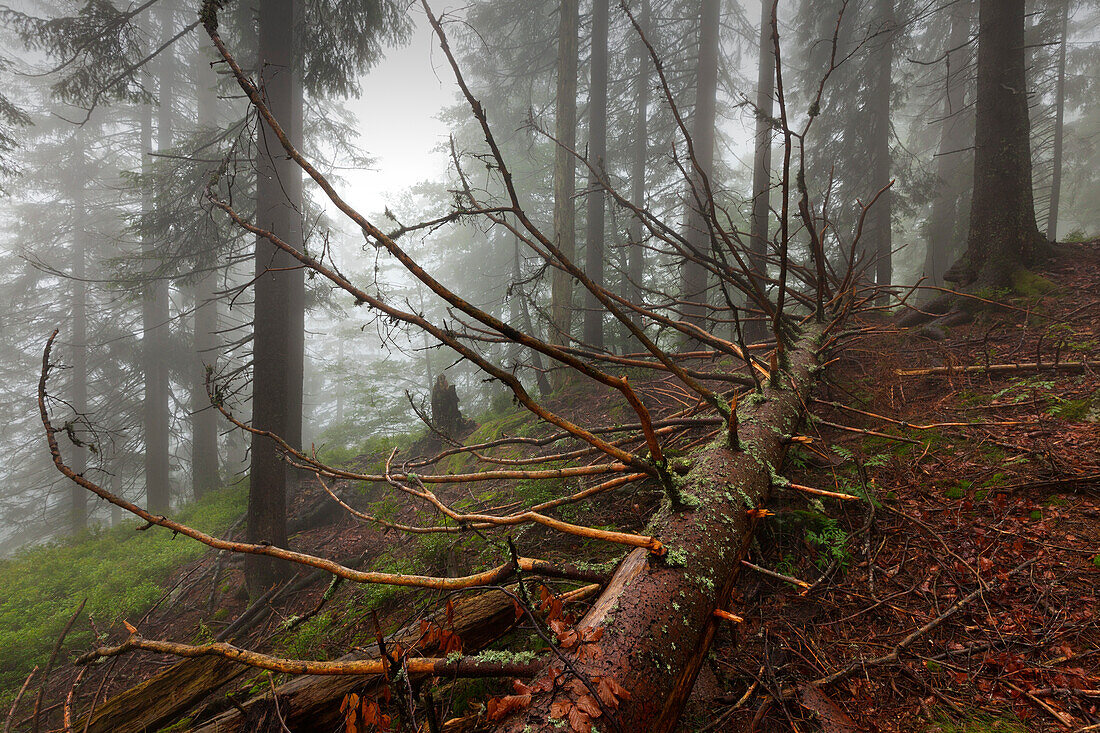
[
  {"x1": 746, "y1": 0, "x2": 775, "y2": 342},
  {"x1": 582, "y1": 0, "x2": 609, "y2": 350},
  {"x1": 924, "y1": 0, "x2": 974, "y2": 289},
  {"x1": 680, "y1": 0, "x2": 720, "y2": 331},
  {"x1": 143, "y1": 15, "x2": 172, "y2": 513},
  {"x1": 70, "y1": 139, "x2": 88, "y2": 533},
  {"x1": 624, "y1": 0, "x2": 650, "y2": 342},
  {"x1": 513, "y1": 235, "x2": 553, "y2": 396},
  {"x1": 1047, "y1": 0, "x2": 1068, "y2": 242},
  {"x1": 867, "y1": 0, "x2": 895, "y2": 303},
  {"x1": 191, "y1": 47, "x2": 221, "y2": 500},
  {"x1": 550, "y1": 0, "x2": 579, "y2": 383},
  {"x1": 335, "y1": 338, "x2": 344, "y2": 423},
  {"x1": 247, "y1": 0, "x2": 297, "y2": 594},
  {"x1": 950, "y1": 0, "x2": 1045, "y2": 289}
]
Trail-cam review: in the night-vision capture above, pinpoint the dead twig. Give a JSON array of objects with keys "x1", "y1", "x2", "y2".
[
  {"x1": 4, "y1": 665, "x2": 37, "y2": 733},
  {"x1": 32, "y1": 599, "x2": 86, "y2": 733}
]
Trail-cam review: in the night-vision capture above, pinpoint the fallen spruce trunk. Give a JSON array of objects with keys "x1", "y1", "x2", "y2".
[
  {"x1": 186, "y1": 583, "x2": 599, "y2": 732},
  {"x1": 498, "y1": 324, "x2": 823, "y2": 732}
]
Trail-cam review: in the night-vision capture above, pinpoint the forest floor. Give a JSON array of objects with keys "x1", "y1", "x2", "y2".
[
  {"x1": 14, "y1": 241, "x2": 1100, "y2": 733},
  {"x1": 691, "y1": 241, "x2": 1100, "y2": 733}
]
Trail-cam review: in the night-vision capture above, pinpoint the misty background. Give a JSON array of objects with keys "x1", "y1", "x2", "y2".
[{"x1": 0, "y1": 0, "x2": 1096, "y2": 554}]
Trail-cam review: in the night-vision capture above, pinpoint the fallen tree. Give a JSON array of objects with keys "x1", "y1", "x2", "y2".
[{"x1": 495, "y1": 323, "x2": 823, "y2": 732}]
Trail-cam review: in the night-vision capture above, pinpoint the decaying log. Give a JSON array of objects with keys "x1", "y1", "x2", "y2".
[
  {"x1": 76, "y1": 656, "x2": 248, "y2": 733},
  {"x1": 498, "y1": 325, "x2": 823, "y2": 732},
  {"x1": 186, "y1": 583, "x2": 598, "y2": 732}
]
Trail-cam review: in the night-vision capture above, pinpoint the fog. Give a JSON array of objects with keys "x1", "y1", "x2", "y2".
[{"x1": 0, "y1": 0, "x2": 1095, "y2": 553}]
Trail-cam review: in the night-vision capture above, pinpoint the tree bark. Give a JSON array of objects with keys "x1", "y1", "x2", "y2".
[
  {"x1": 499, "y1": 324, "x2": 823, "y2": 732},
  {"x1": 143, "y1": 9, "x2": 172, "y2": 514},
  {"x1": 191, "y1": 47, "x2": 220, "y2": 500},
  {"x1": 923, "y1": 0, "x2": 974, "y2": 289},
  {"x1": 550, "y1": 0, "x2": 579, "y2": 384},
  {"x1": 680, "y1": 0, "x2": 720, "y2": 332},
  {"x1": 746, "y1": 0, "x2": 775, "y2": 343},
  {"x1": 582, "y1": 0, "x2": 609, "y2": 350},
  {"x1": 623, "y1": 0, "x2": 649, "y2": 345},
  {"x1": 1046, "y1": 0, "x2": 1068, "y2": 243},
  {"x1": 284, "y1": 2, "x2": 305, "y2": 457},
  {"x1": 70, "y1": 137, "x2": 88, "y2": 533},
  {"x1": 948, "y1": 0, "x2": 1045, "y2": 289},
  {"x1": 247, "y1": 0, "x2": 298, "y2": 594},
  {"x1": 867, "y1": 0, "x2": 895, "y2": 303}
]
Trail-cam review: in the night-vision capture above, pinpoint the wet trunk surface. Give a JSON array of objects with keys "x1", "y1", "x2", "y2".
[{"x1": 499, "y1": 324, "x2": 822, "y2": 732}]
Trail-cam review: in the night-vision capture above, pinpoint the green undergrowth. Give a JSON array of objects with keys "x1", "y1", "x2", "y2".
[{"x1": 0, "y1": 484, "x2": 247, "y2": 698}]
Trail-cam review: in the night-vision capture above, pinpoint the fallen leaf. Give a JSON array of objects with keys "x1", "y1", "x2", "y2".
[
  {"x1": 568, "y1": 705, "x2": 593, "y2": 733},
  {"x1": 576, "y1": 694, "x2": 602, "y2": 718},
  {"x1": 798, "y1": 683, "x2": 863, "y2": 733}
]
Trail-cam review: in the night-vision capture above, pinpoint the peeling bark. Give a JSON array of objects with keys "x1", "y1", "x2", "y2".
[{"x1": 498, "y1": 324, "x2": 822, "y2": 731}]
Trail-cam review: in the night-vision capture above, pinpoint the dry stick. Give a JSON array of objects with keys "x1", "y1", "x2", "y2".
[
  {"x1": 401, "y1": 417, "x2": 720, "y2": 471},
  {"x1": 896, "y1": 361, "x2": 1100, "y2": 377},
  {"x1": 378, "y1": 452, "x2": 664, "y2": 554},
  {"x1": 814, "y1": 417, "x2": 923, "y2": 445},
  {"x1": 811, "y1": 557, "x2": 1039, "y2": 688},
  {"x1": 1002, "y1": 680, "x2": 1075, "y2": 730},
  {"x1": 784, "y1": 482, "x2": 861, "y2": 502},
  {"x1": 32, "y1": 598, "x2": 86, "y2": 733},
  {"x1": 266, "y1": 674, "x2": 292, "y2": 733},
  {"x1": 317, "y1": 472, "x2": 661, "y2": 555},
  {"x1": 317, "y1": 470, "x2": 652, "y2": 537},
  {"x1": 76, "y1": 637, "x2": 543, "y2": 679},
  {"x1": 4, "y1": 666, "x2": 37, "y2": 733},
  {"x1": 62, "y1": 667, "x2": 86, "y2": 733},
  {"x1": 211, "y1": 390, "x2": 635, "y2": 485},
  {"x1": 79, "y1": 658, "x2": 118, "y2": 733},
  {"x1": 813, "y1": 399, "x2": 1027, "y2": 429},
  {"x1": 741, "y1": 560, "x2": 811, "y2": 590}
]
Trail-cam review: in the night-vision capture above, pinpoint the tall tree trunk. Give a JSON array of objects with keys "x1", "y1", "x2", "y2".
[
  {"x1": 1046, "y1": 0, "x2": 1068, "y2": 242},
  {"x1": 680, "y1": 0, "x2": 720, "y2": 331},
  {"x1": 746, "y1": 0, "x2": 775, "y2": 342},
  {"x1": 924, "y1": 0, "x2": 974, "y2": 289},
  {"x1": 143, "y1": 12, "x2": 172, "y2": 514},
  {"x1": 867, "y1": 0, "x2": 895, "y2": 303},
  {"x1": 247, "y1": 0, "x2": 297, "y2": 594},
  {"x1": 191, "y1": 47, "x2": 221, "y2": 500},
  {"x1": 582, "y1": 0, "x2": 609, "y2": 350},
  {"x1": 550, "y1": 0, "x2": 579, "y2": 384},
  {"x1": 285, "y1": 1, "x2": 305, "y2": 456},
  {"x1": 70, "y1": 139, "x2": 88, "y2": 533},
  {"x1": 623, "y1": 0, "x2": 650, "y2": 343},
  {"x1": 949, "y1": 0, "x2": 1045, "y2": 289}
]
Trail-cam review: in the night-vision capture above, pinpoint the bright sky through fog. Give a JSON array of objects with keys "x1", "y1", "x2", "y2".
[{"x1": 340, "y1": 11, "x2": 458, "y2": 217}]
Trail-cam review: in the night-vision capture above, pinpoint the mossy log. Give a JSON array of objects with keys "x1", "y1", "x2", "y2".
[
  {"x1": 186, "y1": 584, "x2": 597, "y2": 732},
  {"x1": 74, "y1": 584, "x2": 537, "y2": 733},
  {"x1": 497, "y1": 325, "x2": 822, "y2": 732}
]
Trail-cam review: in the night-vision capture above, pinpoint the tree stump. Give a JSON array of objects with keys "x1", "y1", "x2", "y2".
[{"x1": 431, "y1": 374, "x2": 472, "y2": 439}]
